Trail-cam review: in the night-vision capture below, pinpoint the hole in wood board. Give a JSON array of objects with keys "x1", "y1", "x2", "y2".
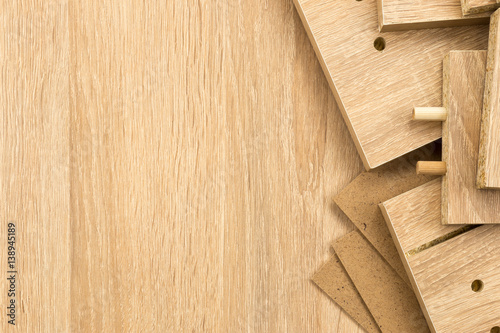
[
  {"x1": 491, "y1": 326, "x2": 500, "y2": 333},
  {"x1": 374, "y1": 37, "x2": 386, "y2": 52},
  {"x1": 471, "y1": 280, "x2": 484, "y2": 292}
]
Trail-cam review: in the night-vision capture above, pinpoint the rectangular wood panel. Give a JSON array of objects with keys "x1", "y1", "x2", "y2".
[
  {"x1": 478, "y1": 9, "x2": 500, "y2": 189},
  {"x1": 293, "y1": 0, "x2": 488, "y2": 169},
  {"x1": 380, "y1": 179, "x2": 500, "y2": 333},
  {"x1": 442, "y1": 51, "x2": 500, "y2": 224},
  {"x1": 377, "y1": 0, "x2": 490, "y2": 32}
]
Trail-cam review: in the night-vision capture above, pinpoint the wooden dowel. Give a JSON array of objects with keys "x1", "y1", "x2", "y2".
[
  {"x1": 416, "y1": 161, "x2": 447, "y2": 176},
  {"x1": 413, "y1": 107, "x2": 447, "y2": 121}
]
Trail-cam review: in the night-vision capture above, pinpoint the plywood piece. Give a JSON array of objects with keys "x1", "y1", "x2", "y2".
[
  {"x1": 292, "y1": 0, "x2": 488, "y2": 169},
  {"x1": 462, "y1": 0, "x2": 499, "y2": 15},
  {"x1": 479, "y1": 9, "x2": 500, "y2": 189},
  {"x1": 380, "y1": 179, "x2": 500, "y2": 333},
  {"x1": 333, "y1": 231, "x2": 430, "y2": 333},
  {"x1": 442, "y1": 51, "x2": 500, "y2": 224},
  {"x1": 0, "y1": 2, "x2": 71, "y2": 332},
  {"x1": 312, "y1": 255, "x2": 381, "y2": 333},
  {"x1": 334, "y1": 144, "x2": 440, "y2": 284},
  {"x1": 377, "y1": 0, "x2": 490, "y2": 32}
]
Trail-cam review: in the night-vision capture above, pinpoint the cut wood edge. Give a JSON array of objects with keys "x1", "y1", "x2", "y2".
[
  {"x1": 416, "y1": 161, "x2": 447, "y2": 175},
  {"x1": 462, "y1": 0, "x2": 499, "y2": 16},
  {"x1": 478, "y1": 8, "x2": 500, "y2": 189},
  {"x1": 379, "y1": 202, "x2": 436, "y2": 333}
]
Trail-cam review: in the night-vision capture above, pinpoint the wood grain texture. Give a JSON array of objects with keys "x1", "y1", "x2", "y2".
[
  {"x1": 0, "y1": 1, "x2": 71, "y2": 332},
  {"x1": 443, "y1": 51, "x2": 500, "y2": 224},
  {"x1": 312, "y1": 254, "x2": 381, "y2": 333},
  {"x1": 293, "y1": 0, "x2": 488, "y2": 169},
  {"x1": 479, "y1": 9, "x2": 500, "y2": 189},
  {"x1": 381, "y1": 179, "x2": 500, "y2": 333},
  {"x1": 333, "y1": 231, "x2": 430, "y2": 333},
  {"x1": 462, "y1": 0, "x2": 499, "y2": 15},
  {"x1": 377, "y1": 0, "x2": 490, "y2": 32},
  {"x1": 334, "y1": 144, "x2": 439, "y2": 285},
  {"x1": 0, "y1": 0, "x2": 366, "y2": 332}
]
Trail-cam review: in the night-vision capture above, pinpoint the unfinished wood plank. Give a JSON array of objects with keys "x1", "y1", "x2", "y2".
[
  {"x1": 462, "y1": 0, "x2": 499, "y2": 15},
  {"x1": 312, "y1": 255, "x2": 381, "y2": 333},
  {"x1": 292, "y1": 0, "x2": 488, "y2": 169},
  {"x1": 334, "y1": 144, "x2": 439, "y2": 284},
  {"x1": 479, "y1": 9, "x2": 500, "y2": 189},
  {"x1": 442, "y1": 51, "x2": 500, "y2": 224},
  {"x1": 380, "y1": 179, "x2": 500, "y2": 333},
  {"x1": 0, "y1": 1, "x2": 71, "y2": 332},
  {"x1": 333, "y1": 231, "x2": 430, "y2": 333},
  {"x1": 377, "y1": 0, "x2": 490, "y2": 32}
]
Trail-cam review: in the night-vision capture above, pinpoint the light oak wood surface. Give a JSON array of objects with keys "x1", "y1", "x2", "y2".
[
  {"x1": 380, "y1": 179, "x2": 500, "y2": 333},
  {"x1": 479, "y1": 9, "x2": 500, "y2": 189},
  {"x1": 377, "y1": 0, "x2": 490, "y2": 32},
  {"x1": 442, "y1": 51, "x2": 500, "y2": 224},
  {"x1": 1, "y1": 0, "x2": 365, "y2": 332},
  {"x1": 293, "y1": 0, "x2": 488, "y2": 169}
]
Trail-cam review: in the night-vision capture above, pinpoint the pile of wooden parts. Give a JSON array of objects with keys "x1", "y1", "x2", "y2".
[{"x1": 293, "y1": 0, "x2": 500, "y2": 332}]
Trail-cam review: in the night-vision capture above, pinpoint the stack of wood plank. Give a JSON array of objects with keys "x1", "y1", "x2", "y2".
[{"x1": 293, "y1": 0, "x2": 500, "y2": 331}]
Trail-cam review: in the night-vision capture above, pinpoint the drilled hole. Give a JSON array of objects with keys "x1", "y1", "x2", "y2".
[
  {"x1": 491, "y1": 327, "x2": 500, "y2": 333},
  {"x1": 374, "y1": 37, "x2": 386, "y2": 52},
  {"x1": 471, "y1": 280, "x2": 484, "y2": 292}
]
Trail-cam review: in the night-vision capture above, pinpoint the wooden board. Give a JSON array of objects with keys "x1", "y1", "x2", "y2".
[
  {"x1": 292, "y1": 0, "x2": 488, "y2": 169},
  {"x1": 334, "y1": 144, "x2": 439, "y2": 283},
  {"x1": 377, "y1": 0, "x2": 490, "y2": 32},
  {"x1": 442, "y1": 51, "x2": 500, "y2": 224},
  {"x1": 462, "y1": 0, "x2": 499, "y2": 15},
  {"x1": 333, "y1": 231, "x2": 430, "y2": 333},
  {"x1": 2, "y1": 0, "x2": 367, "y2": 331},
  {"x1": 380, "y1": 179, "x2": 500, "y2": 333},
  {"x1": 0, "y1": 1, "x2": 71, "y2": 332},
  {"x1": 479, "y1": 9, "x2": 500, "y2": 189},
  {"x1": 312, "y1": 255, "x2": 381, "y2": 333}
]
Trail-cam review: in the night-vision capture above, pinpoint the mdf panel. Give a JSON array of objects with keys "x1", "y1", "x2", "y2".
[{"x1": 0, "y1": 1, "x2": 71, "y2": 332}]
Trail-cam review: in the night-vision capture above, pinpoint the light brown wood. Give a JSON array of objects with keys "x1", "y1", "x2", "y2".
[
  {"x1": 1, "y1": 0, "x2": 366, "y2": 332},
  {"x1": 416, "y1": 161, "x2": 447, "y2": 176},
  {"x1": 413, "y1": 107, "x2": 447, "y2": 121},
  {"x1": 462, "y1": 0, "x2": 499, "y2": 15},
  {"x1": 0, "y1": 1, "x2": 71, "y2": 332},
  {"x1": 377, "y1": 0, "x2": 490, "y2": 32},
  {"x1": 293, "y1": 0, "x2": 488, "y2": 170},
  {"x1": 478, "y1": 9, "x2": 500, "y2": 189},
  {"x1": 380, "y1": 179, "x2": 500, "y2": 333},
  {"x1": 333, "y1": 231, "x2": 430, "y2": 333},
  {"x1": 442, "y1": 51, "x2": 500, "y2": 224},
  {"x1": 312, "y1": 254, "x2": 381, "y2": 333}
]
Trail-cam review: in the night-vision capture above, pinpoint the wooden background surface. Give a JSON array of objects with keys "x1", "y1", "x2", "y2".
[{"x1": 1, "y1": 0, "x2": 364, "y2": 331}]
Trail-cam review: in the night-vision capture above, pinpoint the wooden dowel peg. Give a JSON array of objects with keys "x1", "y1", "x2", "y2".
[
  {"x1": 416, "y1": 161, "x2": 447, "y2": 176},
  {"x1": 413, "y1": 107, "x2": 447, "y2": 121}
]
